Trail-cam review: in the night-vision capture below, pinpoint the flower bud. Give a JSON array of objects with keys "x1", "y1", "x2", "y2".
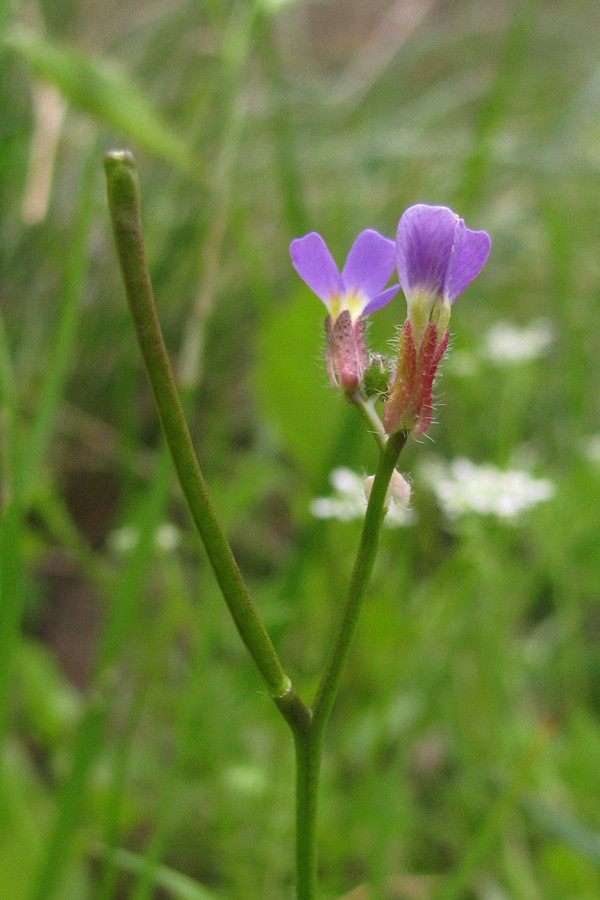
[
  {"x1": 363, "y1": 353, "x2": 394, "y2": 397},
  {"x1": 364, "y1": 469, "x2": 412, "y2": 509},
  {"x1": 325, "y1": 310, "x2": 367, "y2": 393}
]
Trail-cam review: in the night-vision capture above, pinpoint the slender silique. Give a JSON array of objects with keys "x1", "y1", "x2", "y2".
[{"x1": 104, "y1": 151, "x2": 292, "y2": 700}]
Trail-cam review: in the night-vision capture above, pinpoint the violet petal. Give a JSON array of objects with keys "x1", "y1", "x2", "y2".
[
  {"x1": 290, "y1": 232, "x2": 344, "y2": 304},
  {"x1": 396, "y1": 205, "x2": 461, "y2": 296},
  {"x1": 363, "y1": 284, "x2": 400, "y2": 316},
  {"x1": 444, "y1": 228, "x2": 491, "y2": 302},
  {"x1": 342, "y1": 229, "x2": 396, "y2": 298}
]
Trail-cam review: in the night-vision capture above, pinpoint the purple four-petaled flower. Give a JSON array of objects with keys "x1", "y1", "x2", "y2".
[
  {"x1": 290, "y1": 229, "x2": 399, "y2": 321},
  {"x1": 384, "y1": 204, "x2": 491, "y2": 436},
  {"x1": 396, "y1": 204, "x2": 491, "y2": 312},
  {"x1": 289, "y1": 205, "x2": 490, "y2": 417}
]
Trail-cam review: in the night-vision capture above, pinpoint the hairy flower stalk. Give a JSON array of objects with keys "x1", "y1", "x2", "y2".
[
  {"x1": 384, "y1": 204, "x2": 491, "y2": 435},
  {"x1": 290, "y1": 229, "x2": 398, "y2": 393}
]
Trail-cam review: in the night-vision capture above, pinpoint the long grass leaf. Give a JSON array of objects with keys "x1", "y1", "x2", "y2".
[
  {"x1": 93, "y1": 844, "x2": 220, "y2": 900},
  {"x1": 6, "y1": 27, "x2": 195, "y2": 176}
]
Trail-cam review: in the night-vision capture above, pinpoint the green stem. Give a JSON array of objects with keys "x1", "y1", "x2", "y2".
[
  {"x1": 350, "y1": 391, "x2": 387, "y2": 450},
  {"x1": 312, "y1": 429, "x2": 407, "y2": 732},
  {"x1": 293, "y1": 429, "x2": 408, "y2": 898},
  {"x1": 293, "y1": 724, "x2": 321, "y2": 900},
  {"x1": 104, "y1": 150, "x2": 291, "y2": 700}
]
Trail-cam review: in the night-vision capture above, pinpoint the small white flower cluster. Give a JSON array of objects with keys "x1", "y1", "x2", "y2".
[
  {"x1": 420, "y1": 457, "x2": 555, "y2": 521},
  {"x1": 108, "y1": 522, "x2": 181, "y2": 554},
  {"x1": 484, "y1": 318, "x2": 554, "y2": 364},
  {"x1": 312, "y1": 457, "x2": 555, "y2": 526},
  {"x1": 450, "y1": 318, "x2": 554, "y2": 375},
  {"x1": 310, "y1": 468, "x2": 414, "y2": 528}
]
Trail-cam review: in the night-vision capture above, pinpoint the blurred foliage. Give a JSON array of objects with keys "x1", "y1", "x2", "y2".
[{"x1": 3, "y1": 0, "x2": 600, "y2": 897}]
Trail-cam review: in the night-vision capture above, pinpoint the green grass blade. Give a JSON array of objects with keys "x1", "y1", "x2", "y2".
[
  {"x1": 0, "y1": 308, "x2": 26, "y2": 755},
  {"x1": 21, "y1": 145, "x2": 97, "y2": 503},
  {"x1": 522, "y1": 796, "x2": 600, "y2": 867},
  {"x1": 93, "y1": 844, "x2": 220, "y2": 900},
  {"x1": 458, "y1": 0, "x2": 535, "y2": 210},
  {"x1": 6, "y1": 27, "x2": 195, "y2": 176}
]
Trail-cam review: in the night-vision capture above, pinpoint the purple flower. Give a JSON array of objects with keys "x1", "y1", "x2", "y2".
[
  {"x1": 290, "y1": 229, "x2": 399, "y2": 321},
  {"x1": 384, "y1": 205, "x2": 490, "y2": 437},
  {"x1": 396, "y1": 204, "x2": 490, "y2": 331}
]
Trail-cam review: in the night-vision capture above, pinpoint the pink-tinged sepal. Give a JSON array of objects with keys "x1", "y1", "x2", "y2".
[
  {"x1": 325, "y1": 310, "x2": 367, "y2": 394},
  {"x1": 383, "y1": 319, "x2": 449, "y2": 435},
  {"x1": 382, "y1": 320, "x2": 417, "y2": 434},
  {"x1": 412, "y1": 326, "x2": 449, "y2": 435}
]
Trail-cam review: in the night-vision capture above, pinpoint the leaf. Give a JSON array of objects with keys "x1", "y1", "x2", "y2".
[
  {"x1": 6, "y1": 27, "x2": 195, "y2": 176},
  {"x1": 92, "y1": 844, "x2": 220, "y2": 900}
]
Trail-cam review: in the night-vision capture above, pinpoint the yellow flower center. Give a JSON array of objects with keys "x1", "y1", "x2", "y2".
[{"x1": 328, "y1": 290, "x2": 366, "y2": 321}]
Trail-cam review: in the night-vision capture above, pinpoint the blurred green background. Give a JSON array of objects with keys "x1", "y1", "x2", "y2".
[{"x1": 3, "y1": 0, "x2": 600, "y2": 897}]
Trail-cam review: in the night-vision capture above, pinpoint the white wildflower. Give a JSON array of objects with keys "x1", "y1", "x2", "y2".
[
  {"x1": 108, "y1": 522, "x2": 181, "y2": 554},
  {"x1": 154, "y1": 523, "x2": 181, "y2": 552},
  {"x1": 449, "y1": 319, "x2": 554, "y2": 377},
  {"x1": 311, "y1": 467, "x2": 414, "y2": 527},
  {"x1": 484, "y1": 318, "x2": 553, "y2": 365},
  {"x1": 108, "y1": 525, "x2": 138, "y2": 553},
  {"x1": 421, "y1": 457, "x2": 555, "y2": 522}
]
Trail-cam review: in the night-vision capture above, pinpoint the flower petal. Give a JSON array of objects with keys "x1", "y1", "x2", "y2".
[
  {"x1": 290, "y1": 232, "x2": 344, "y2": 305},
  {"x1": 341, "y1": 229, "x2": 396, "y2": 298},
  {"x1": 363, "y1": 284, "x2": 400, "y2": 316},
  {"x1": 444, "y1": 227, "x2": 491, "y2": 302},
  {"x1": 396, "y1": 205, "x2": 461, "y2": 296}
]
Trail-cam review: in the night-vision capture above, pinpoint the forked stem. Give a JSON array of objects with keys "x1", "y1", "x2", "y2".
[{"x1": 105, "y1": 151, "x2": 408, "y2": 899}]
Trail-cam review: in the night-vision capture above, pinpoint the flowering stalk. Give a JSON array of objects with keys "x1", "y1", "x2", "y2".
[
  {"x1": 293, "y1": 428, "x2": 408, "y2": 899},
  {"x1": 351, "y1": 391, "x2": 388, "y2": 450},
  {"x1": 289, "y1": 204, "x2": 489, "y2": 897},
  {"x1": 108, "y1": 155, "x2": 489, "y2": 900},
  {"x1": 104, "y1": 152, "x2": 405, "y2": 900},
  {"x1": 312, "y1": 429, "x2": 408, "y2": 728}
]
